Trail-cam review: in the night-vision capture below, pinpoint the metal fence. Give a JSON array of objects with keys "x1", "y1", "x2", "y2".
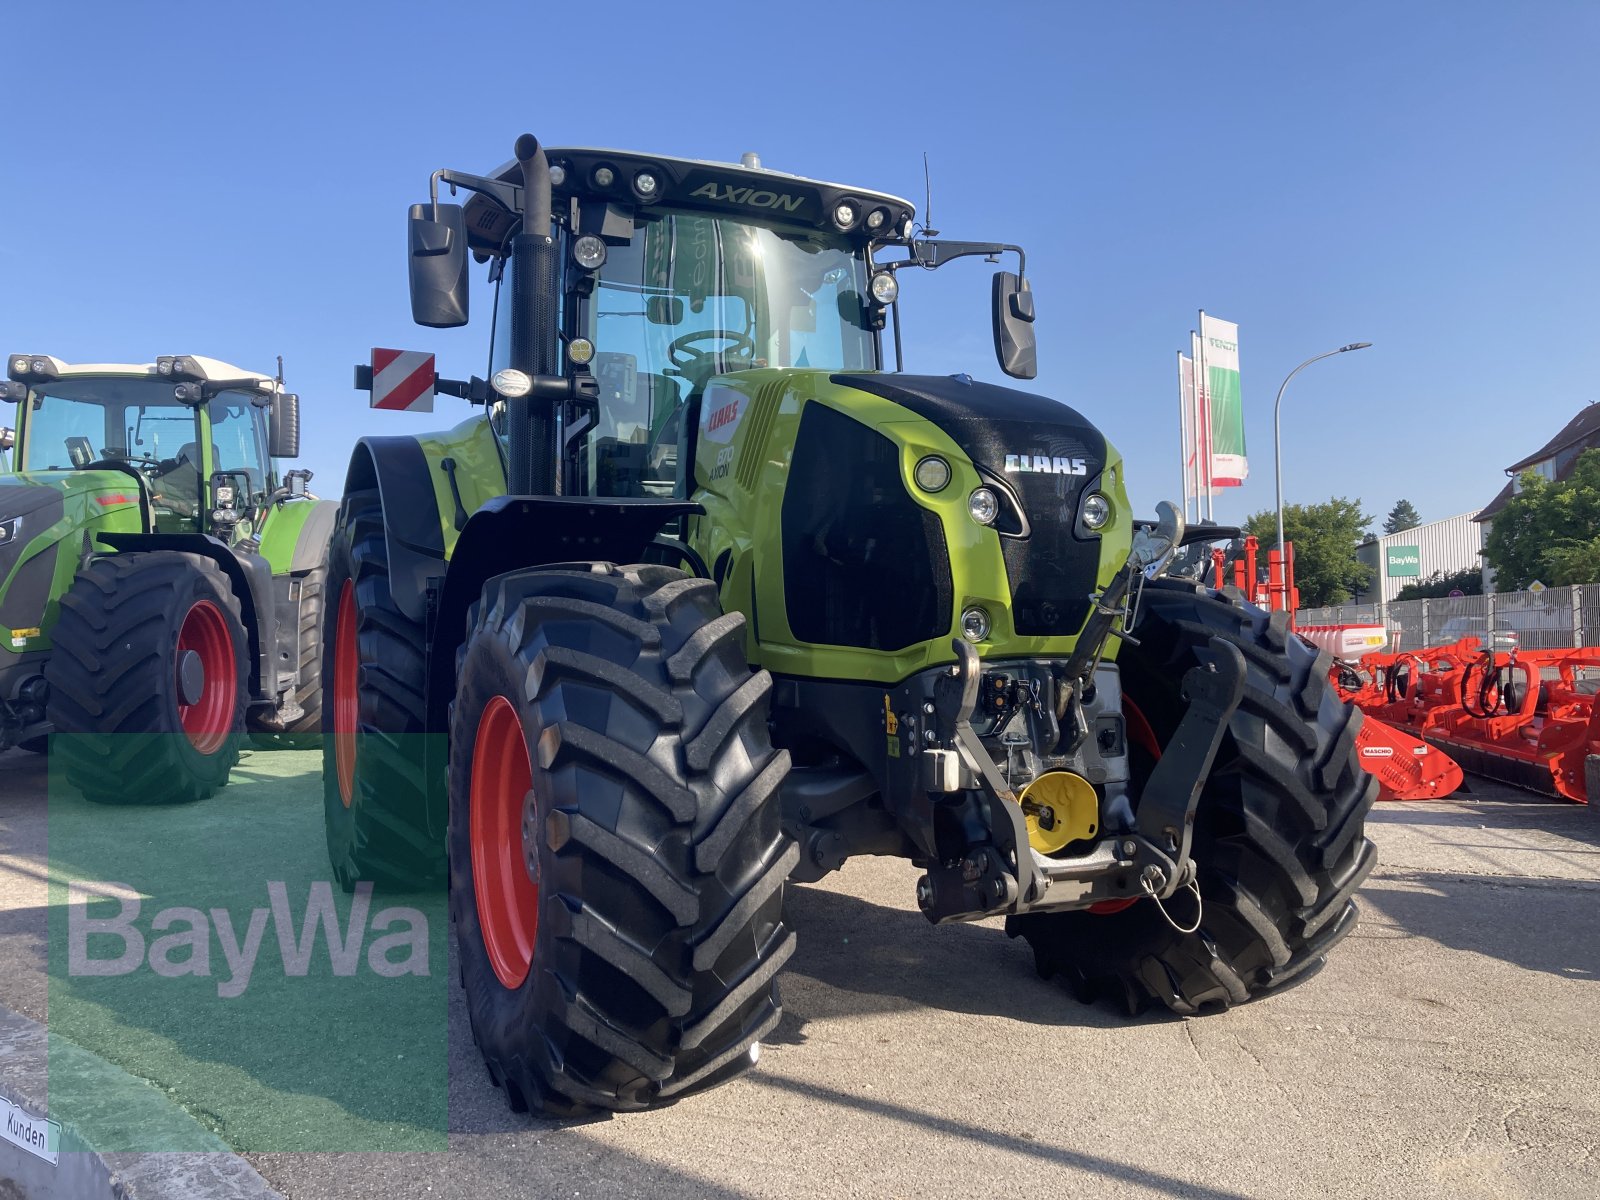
[{"x1": 1297, "y1": 584, "x2": 1598, "y2": 651}]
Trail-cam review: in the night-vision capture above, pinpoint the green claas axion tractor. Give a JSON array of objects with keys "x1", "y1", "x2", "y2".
[
  {"x1": 0, "y1": 354, "x2": 335, "y2": 794},
  {"x1": 324, "y1": 133, "x2": 1376, "y2": 1114}
]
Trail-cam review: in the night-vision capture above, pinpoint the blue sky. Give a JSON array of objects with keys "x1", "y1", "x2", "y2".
[{"x1": 4, "y1": 1, "x2": 1596, "y2": 533}]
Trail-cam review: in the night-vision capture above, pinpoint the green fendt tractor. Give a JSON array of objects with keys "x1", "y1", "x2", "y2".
[
  {"x1": 0, "y1": 355, "x2": 336, "y2": 796},
  {"x1": 324, "y1": 134, "x2": 1376, "y2": 1115}
]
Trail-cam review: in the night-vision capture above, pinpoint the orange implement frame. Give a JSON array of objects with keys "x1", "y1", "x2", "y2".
[{"x1": 1332, "y1": 639, "x2": 1598, "y2": 804}]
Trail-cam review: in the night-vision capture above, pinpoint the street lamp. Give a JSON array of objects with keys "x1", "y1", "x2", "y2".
[{"x1": 1274, "y1": 342, "x2": 1373, "y2": 553}]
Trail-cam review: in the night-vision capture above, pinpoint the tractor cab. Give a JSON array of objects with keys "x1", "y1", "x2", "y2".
[
  {"x1": 410, "y1": 144, "x2": 1036, "y2": 500},
  {"x1": 2, "y1": 354, "x2": 302, "y2": 543}
]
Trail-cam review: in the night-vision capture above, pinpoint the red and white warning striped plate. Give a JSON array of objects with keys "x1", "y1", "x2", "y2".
[{"x1": 370, "y1": 348, "x2": 436, "y2": 412}]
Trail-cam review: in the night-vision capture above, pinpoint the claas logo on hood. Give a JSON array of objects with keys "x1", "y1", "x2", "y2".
[{"x1": 1004, "y1": 453, "x2": 1088, "y2": 477}]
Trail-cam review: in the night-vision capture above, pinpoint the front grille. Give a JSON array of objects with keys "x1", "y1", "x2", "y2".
[{"x1": 781, "y1": 403, "x2": 952, "y2": 651}]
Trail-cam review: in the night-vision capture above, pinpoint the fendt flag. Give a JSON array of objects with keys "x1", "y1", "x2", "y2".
[{"x1": 1199, "y1": 312, "x2": 1246, "y2": 486}]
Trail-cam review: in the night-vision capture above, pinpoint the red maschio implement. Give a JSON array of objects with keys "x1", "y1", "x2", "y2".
[
  {"x1": 1332, "y1": 640, "x2": 1596, "y2": 804},
  {"x1": 1423, "y1": 647, "x2": 1599, "y2": 804},
  {"x1": 1353, "y1": 711, "x2": 1464, "y2": 802}
]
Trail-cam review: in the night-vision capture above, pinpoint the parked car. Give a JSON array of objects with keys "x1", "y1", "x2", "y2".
[{"x1": 1435, "y1": 616, "x2": 1518, "y2": 651}]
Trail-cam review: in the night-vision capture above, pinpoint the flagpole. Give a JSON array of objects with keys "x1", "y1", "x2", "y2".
[
  {"x1": 1177, "y1": 350, "x2": 1193, "y2": 521},
  {"x1": 1195, "y1": 319, "x2": 1213, "y2": 521}
]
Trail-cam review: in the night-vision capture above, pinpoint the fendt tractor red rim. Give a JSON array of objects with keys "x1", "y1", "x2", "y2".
[
  {"x1": 333, "y1": 581, "x2": 359, "y2": 808},
  {"x1": 1091, "y1": 696, "x2": 1163, "y2": 916},
  {"x1": 471, "y1": 694, "x2": 539, "y2": 990},
  {"x1": 175, "y1": 600, "x2": 237, "y2": 755}
]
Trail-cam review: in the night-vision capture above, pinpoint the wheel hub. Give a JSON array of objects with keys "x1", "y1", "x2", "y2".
[{"x1": 176, "y1": 649, "x2": 205, "y2": 706}]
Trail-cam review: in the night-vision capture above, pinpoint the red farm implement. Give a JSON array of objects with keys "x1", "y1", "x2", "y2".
[{"x1": 1333, "y1": 640, "x2": 1597, "y2": 804}]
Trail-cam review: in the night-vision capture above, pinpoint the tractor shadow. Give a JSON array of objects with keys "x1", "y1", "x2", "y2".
[{"x1": 768, "y1": 879, "x2": 1157, "y2": 1046}]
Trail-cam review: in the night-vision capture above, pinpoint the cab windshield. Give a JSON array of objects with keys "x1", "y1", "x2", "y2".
[
  {"x1": 572, "y1": 208, "x2": 878, "y2": 496},
  {"x1": 23, "y1": 377, "x2": 197, "y2": 474},
  {"x1": 21, "y1": 377, "x2": 269, "y2": 525}
]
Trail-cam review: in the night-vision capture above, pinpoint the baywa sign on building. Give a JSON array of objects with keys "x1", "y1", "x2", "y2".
[{"x1": 1386, "y1": 546, "x2": 1421, "y2": 577}]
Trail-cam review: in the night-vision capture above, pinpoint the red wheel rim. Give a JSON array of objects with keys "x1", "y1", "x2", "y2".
[
  {"x1": 175, "y1": 600, "x2": 237, "y2": 755},
  {"x1": 471, "y1": 694, "x2": 538, "y2": 990},
  {"x1": 332, "y1": 581, "x2": 359, "y2": 808}
]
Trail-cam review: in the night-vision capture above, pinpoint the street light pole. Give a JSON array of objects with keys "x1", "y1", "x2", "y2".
[{"x1": 1274, "y1": 342, "x2": 1373, "y2": 553}]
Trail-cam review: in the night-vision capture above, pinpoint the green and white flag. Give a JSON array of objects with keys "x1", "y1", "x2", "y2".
[{"x1": 1199, "y1": 312, "x2": 1247, "y2": 486}]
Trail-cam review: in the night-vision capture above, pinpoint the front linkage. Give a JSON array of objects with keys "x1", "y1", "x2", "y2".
[{"x1": 910, "y1": 503, "x2": 1247, "y2": 924}]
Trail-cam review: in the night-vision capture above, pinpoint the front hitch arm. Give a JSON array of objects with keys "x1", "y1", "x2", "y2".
[{"x1": 1132, "y1": 637, "x2": 1247, "y2": 894}]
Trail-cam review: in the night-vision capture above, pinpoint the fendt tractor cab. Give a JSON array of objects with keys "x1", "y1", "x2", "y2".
[
  {"x1": 325, "y1": 135, "x2": 1375, "y2": 1115},
  {"x1": 0, "y1": 355, "x2": 335, "y2": 792}
]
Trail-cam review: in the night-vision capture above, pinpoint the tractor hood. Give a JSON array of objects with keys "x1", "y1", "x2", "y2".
[
  {"x1": 0, "y1": 470, "x2": 142, "y2": 521},
  {"x1": 0, "y1": 477, "x2": 72, "y2": 522},
  {"x1": 832, "y1": 373, "x2": 1114, "y2": 638}
]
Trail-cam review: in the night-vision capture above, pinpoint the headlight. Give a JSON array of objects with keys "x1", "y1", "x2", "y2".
[
  {"x1": 567, "y1": 338, "x2": 595, "y2": 366},
  {"x1": 865, "y1": 207, "x2": 888, "y2": 231},
  {"x1": 968, "y1": 487, "x2": 999, "y2": 526},
  {"x1": 592, "y1": 165, "x2": 616, "y2": 188},
  {"x1": 548, "y1": 163, "x2": 567, "y2": 187},
  {"x1": 572, "y1": 235, "x2": 607, "y2": 271},
  {"x1": 833, "y1": 201, "x2": 857, "y2": 229},
  {"x1": 913, "y1": 455, "x2": 951, "y2": 493},
  {"x1": 633, "y1": 171, "x2": 659, "y2": 198},
  {"x1": 870, "y1": 271, "x2": 899, "y2": 305},
  {"x1": 1080, "y1": 492, "x2": 1111, "y2": 530},
  {"x1": 0, "y1": 517, "x2": 20, "y2": 546},
  {"x1": 961, "y1": 606, "x2": 991, "y2": 642}
]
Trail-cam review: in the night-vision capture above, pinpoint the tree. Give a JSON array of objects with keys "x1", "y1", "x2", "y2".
[
  {"x1": 1394, "y1": 566, "x2": 1483, "y2": 601},
  {"x1": 1483, "y1": 448, "x2": 1600, "y2": 590},
  {"x1": 1383, "y1": 499, "x2": 1421, "y2": 535},
  {"x1": 1244, "y1": 498, "x2": 1374, "y2": 607}
]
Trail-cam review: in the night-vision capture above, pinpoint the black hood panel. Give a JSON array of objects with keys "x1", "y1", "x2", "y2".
[{"x1": 832, "y1": 373, "x2": 1110, "y2": 637}]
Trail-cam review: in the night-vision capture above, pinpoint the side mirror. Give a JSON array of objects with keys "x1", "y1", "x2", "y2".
[
  {"x1": 269, "y1": 392, "x2": 300, "y2": 459},
  {"x1": 645, "y1": 295, "x2": 684, "y2": 325},
  {"x1": 992, "y1": 271, "x2": 1037, "y2": 380},
  {"x1": 0, "y1": 427, "x2": 13, "y2": 451},
  {"x1": 408, "y1": 203, "x2": 470, "y2": 328},
  {"x1": 0, "y1": 382, "x2": 26, "y2": 403}
]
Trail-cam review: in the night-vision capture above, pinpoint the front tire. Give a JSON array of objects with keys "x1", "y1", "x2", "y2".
[
  {"x1": 449, "y1": 564, "x2": 795, "y2": 1114},
  {"x1": 1008, "y1": 582, "x2": 1378, "y2": 1015},
  {"x1": 320, "y1": 489, "x2": 440, "y2": 889},
  {"x1": 46, "y1": 552, "x2": 247, "y2": 804}
]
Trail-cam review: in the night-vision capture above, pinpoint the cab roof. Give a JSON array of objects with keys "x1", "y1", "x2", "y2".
[
  {"x1": 461, "y1": 146, "x2": 919, "y2": 256},
  {"x1": 7, "y1": 355, "x2": 281, "y2": 391}
]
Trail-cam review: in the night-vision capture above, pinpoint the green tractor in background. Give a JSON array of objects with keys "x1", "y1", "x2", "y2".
[
  {"x1": 324, "y1": 134, "x2": 1376, "y2": 1115},
  {"x1": 0, "y1": 354, "x2": 335, "y2": 797}
]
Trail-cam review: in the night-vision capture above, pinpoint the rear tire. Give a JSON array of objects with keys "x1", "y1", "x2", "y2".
[
  {"x1": 45, "y1": 552, "x2": 247, "y2": 804},
  {"x1": 1008, "y1": 581, "x2": 1377, "y2": 1015},
  {"x1": 249, "y1": 564, "x2": 327, "y2": 750},
  {"x1": 319, "y1": 489, "x2": 440, "y2": 889},
  {"x1": 449, "y1": 563, "x2": 795, "y2": 1114}
]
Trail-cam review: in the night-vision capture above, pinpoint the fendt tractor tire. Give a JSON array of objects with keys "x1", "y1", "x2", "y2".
[
  {"x1": 249, "y1": 563, "x2": 328, "y2": 750},
  {"x1": 320, "y1": 489, "x2": 441, "y2": 889},
  {"x1": 1008, "y1": 580, "x2": 1378, "y2": 1016},
  {"x1": 448, "y1": 563, "x2": 795, "y2": 1115},
  {"x1": 46, "y1": 552, "x2": 248, "y2": 804}
]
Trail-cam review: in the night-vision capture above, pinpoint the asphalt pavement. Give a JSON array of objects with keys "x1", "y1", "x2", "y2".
[{"x1": 1, "y1": 744, "x2": 1596, "y2": 1199}]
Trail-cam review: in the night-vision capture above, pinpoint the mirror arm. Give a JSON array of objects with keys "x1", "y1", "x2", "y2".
[
  {"x1": 878, "y1": 239, "x2": 1027, "y2": 277},
  {"x1": 430, "y1": 169, "x2": 523, "y2": 222}
]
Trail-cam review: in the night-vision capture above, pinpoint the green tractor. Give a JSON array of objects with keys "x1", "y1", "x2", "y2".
[
  {"x1": 324, "y1": 134, "x2": 1376, "y2": 1114},
  {"x1": 0, "y1": 354, "x2": 335, "y2": 796}
]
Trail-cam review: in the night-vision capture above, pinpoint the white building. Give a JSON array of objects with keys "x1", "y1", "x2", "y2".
[{"x1": 1357, "y1": 512, "x2": 1483, "y2": 616}]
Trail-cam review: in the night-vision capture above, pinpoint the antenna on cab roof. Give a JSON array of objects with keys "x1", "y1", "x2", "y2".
[{"x1": 921, "y1": 152, "x2": 940, "y2": 239}]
